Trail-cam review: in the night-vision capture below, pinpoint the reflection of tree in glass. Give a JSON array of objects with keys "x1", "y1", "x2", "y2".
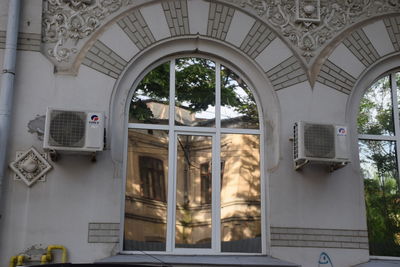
[
  {"x1": 358, "y1": 74, "x2": 399, "y2": 255},
  {"x1": 221, "y1": 66, "x2": 258, "y2": 122},
  {"x1": 359, "y1": 140, "x2": 400, "y2": 253},
  {"x1": 129, "y1": 62, "x2": 170, "y2": 122},
  {"x1": 358, "y1": 76, "x2": 394, "y2": 135},
  {"x1": 175, "y1": 58, "x2": 216, "y2": 112},
  {"x1": 129, "y1": 58, "x2": 258, "y2": 123}
]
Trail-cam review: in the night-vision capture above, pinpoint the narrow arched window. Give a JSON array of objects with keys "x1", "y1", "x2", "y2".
[
  {"x1": 358, "y1": 71, "x2": 400, "y2": 256},
  {"x1": 124, "y1": 57, "x2": 264, "y2": 254}
]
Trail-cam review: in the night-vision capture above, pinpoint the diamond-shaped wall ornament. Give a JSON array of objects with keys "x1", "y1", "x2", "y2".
[{"x1": 9, "y1": 147, "x2": 52, "y2": 187}]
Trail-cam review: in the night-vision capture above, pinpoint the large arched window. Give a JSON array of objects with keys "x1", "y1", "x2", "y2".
[
  {"x1": 124, "y1": 57, "x2": 264, "y2": 254},
  {"x1": 358, "y1": 70, "x2": 400, "y2": 256}
]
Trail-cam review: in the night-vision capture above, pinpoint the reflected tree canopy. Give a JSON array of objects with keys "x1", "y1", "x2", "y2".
[
  {"x1": 358, "y1": 73, "x2": 400, "y2": 256},
  {"x1": 358, "y1": 76, "x2": 394, "y2": 136},
  {"x1": 125, "y1": 57, "x2": 262, "y2": 253},
  {"x1": 129, "y1": 58, "x2": 259, "y2": 128}
]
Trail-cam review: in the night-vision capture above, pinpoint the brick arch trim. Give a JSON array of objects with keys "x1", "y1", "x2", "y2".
[
  {"x1": 311, "y1": 14, "x2": 400, "y2": 95},
  {"x1": 68, "y1": 0, "x2": 307, "y2": 92}
]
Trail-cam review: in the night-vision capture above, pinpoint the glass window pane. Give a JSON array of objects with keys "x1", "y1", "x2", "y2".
[
  {"x1": 221, "y1": 134, "x2": 261, "y2": 253},
  {"x1": 175, "y1": 58, "x2": 216, "y2": 127},
  {"x1": 124, "y1": 129, "x2": 169, "y2": 251},
  {"x1": 358, "y1": 75, "x2": 394, "y2": 135},
  {"x1": 396, "y1": 72, "x2": 400, "y2": 126},
  {"x1": 221, "y1": 66, "x2": 259, "y2": 129},
  {"x1": 129, "y1": 62, "x2": 170, "y2": 124},
  {"x1": 359, "y1": 140, "x2": 400, "y2": 256},
  {"x1": 175, "y1": 134, "x2": 212, "y2": 248}
]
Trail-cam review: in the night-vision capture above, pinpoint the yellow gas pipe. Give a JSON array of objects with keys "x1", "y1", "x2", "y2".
[
  {"x1": 8, "y1": 254, "x2": 26, "y2": 267},
  {"x1": 16, "y1": 255, "x2": 25, "y2": 266},
  {"x1": 40, "y1": 245, "x2": 68, "y2": 264},
  {"x1": 8, "y1": 256, "x2": 17, "y2": 267},
  {"x1": 9, "y1": 245, "x2": 68, "y2": 267}
]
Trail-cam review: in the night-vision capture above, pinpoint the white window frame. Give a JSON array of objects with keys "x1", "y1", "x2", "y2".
[
  {"x1": 122, "y1": 56, "x2": 266, "y2": 255},
  {"x1": 357, "y1": 70, "x2": 400, "y2": 258},
  {"x1": 358, "y1": 71, "x2": 400, "y2": 178}
]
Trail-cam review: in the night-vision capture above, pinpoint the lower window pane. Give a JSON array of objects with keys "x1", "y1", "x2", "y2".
[
  {"x1": 359, "y1": 139, "x2": 400, "y2": 256},
  {"x1": 124, "y1": 129, "x2": 169, "y2": 251},
  {"x1": 175, "y1": 134, "x2": 212, "y2": 248},
  {"x1": 221, "y1": 134, "x2": 261, "y2": 253}
]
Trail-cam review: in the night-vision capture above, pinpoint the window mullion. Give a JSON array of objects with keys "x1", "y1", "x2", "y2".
[
  {"x1": 390, "y1": 72, "x2": 400, "y2": 185},
  {"x1": 212, "y1": 63, "x2": 221, "y2": 252},
  {"x1": 166, "y1": 59, "x2": 176, "y2": 252}
]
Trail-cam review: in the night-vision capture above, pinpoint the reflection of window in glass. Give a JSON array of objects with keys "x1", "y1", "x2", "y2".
[
  {"x1": 358, "y1": 71, "x2": 400, "y2": 257},
  {"x1": 201, "y1": 161, "x2": 225, "y2": 205},
  {"x1": 139, "y1": 156, "x2": 166, "y2": 202},
  {"x1": 125, "y1": 57, "x2": 263, "y2": 254},
  {"x1": 176, "y1": 134, "x2": 212, "y2": 249},
  {"x1": 124, "y1": 129, "x2": 168, "y2": 252},
  {"x1": 200, "y1": 162, "x2": 212, "y2": 205}
]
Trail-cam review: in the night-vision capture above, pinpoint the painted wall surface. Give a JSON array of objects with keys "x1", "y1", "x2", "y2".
[{"x1": 1, "y1": 0, "x2": 400, "y2": 266}]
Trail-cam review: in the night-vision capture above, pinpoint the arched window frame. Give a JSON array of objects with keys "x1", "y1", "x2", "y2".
[
  {"x1": 358, "y1": 70, "x2": 400, "y2": 175},
  {"x1": 123, "y1": 54, "x2": 266, "y2": 254},
  {"x1": 357, "y1": 69, "x2": 400, "y2": 256}
]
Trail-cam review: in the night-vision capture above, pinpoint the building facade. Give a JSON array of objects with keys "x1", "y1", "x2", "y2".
[{"x1": 1, "y1": 0, "x2": 400, "y2": 266}]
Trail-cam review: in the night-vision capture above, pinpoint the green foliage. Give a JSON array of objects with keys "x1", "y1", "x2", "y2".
[
  {"x1": 358, "y1": 74, "x2": 400, "y2": 256},
  {"x1": 175, "y1": 58, "x2": 216, "y2": 111},
  {"x1": 129, "y1": 58, "x2": 258, "y2": 123},
  {"x1": 364, "y1": 177, "x2": 400, "y2": 255},
  {"x1": 221, "y1": 67, "x2": 258, "y2": 122},
  {"x1": 358, "y1": 76, "x2": 394, "y2": 135}
]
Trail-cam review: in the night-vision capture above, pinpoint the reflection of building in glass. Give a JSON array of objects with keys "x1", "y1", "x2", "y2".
[{"x1": 125, "y1": 103, "x2": 261, "y2": 252}]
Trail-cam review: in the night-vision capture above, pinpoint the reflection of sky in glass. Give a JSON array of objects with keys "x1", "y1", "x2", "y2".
[
  {"x1": 134, "y1": 88, "x2": 168, "y2": 102},
  {"x1": 195, "y1": 105, "x2": 216, "y2": 119},
  {"x1": 221, "y1": 86, "x2": 248, "y2": 120}
]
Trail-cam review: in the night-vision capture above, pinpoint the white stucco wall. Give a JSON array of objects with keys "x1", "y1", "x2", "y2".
[
  {"x1": 2, "y1": 0, "x2": 399, "y2": 266},
  {"x1": 0, "y1": 51, "x2": 122, "y2": 264}
]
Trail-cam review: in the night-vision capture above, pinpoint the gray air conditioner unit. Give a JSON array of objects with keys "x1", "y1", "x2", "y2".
[
  {"x1": 43, "y1": 108, "x2": 104, "y2": 153},
  {"x1": 293, "y1": 121, "x2": 350, "y2": 171}
]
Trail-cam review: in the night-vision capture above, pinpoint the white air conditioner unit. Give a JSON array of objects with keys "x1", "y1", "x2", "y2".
[
  {"x1": 293, "y1": 121, "x2": 350, "y2": 171},
  {"x1": 43, "y1": 108, "x2": 105, "y2": 153}
]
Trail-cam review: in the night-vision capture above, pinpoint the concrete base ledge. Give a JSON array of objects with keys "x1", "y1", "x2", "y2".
[
  {"x1": 97, "y1": 255, "x2": 299, "y2": 266},
  {"x1": 354, "y1": 260, "x2": 400, "y2": 266}
]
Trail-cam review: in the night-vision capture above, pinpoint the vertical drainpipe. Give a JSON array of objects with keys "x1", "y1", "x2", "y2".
[{"x1": 0, "y1": 0, "x2": 21, "y2": 216}]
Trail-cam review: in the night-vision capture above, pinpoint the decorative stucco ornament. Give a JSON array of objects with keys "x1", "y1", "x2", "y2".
[
  {"x1": 10, "y1": 147, "x2": 52, "y2": 187},
  {"x1": 42, "y1": 0, "x2": 134, "y2": 62},
  {"x1": 228, "y1": 0, "x2": 400, "y2": 60}
]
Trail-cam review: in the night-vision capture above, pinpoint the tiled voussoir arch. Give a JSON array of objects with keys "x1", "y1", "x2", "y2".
[
  {"x1": 72, "y1": 0, "x2": 307, "y2": 92},
  {"x1": 312, "y1": 14, "x2": 400, "y2": 96}
]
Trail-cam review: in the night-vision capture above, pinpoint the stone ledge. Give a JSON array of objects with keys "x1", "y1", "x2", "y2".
[{"x1": 97, "y1": 255, "x2": 299, "y2": 267}]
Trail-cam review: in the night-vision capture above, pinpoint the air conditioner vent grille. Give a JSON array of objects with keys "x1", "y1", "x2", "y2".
[
  {"x1": 304, "y1": 123, "x2": 335, "y2": 158},
  {"x1": 49, "y1": 110, "x2": 86, "y2": 147}
]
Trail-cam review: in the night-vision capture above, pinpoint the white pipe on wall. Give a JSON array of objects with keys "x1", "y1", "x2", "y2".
[{"x1": 0, "y1": 0, "x2": 21, "y2": 213}]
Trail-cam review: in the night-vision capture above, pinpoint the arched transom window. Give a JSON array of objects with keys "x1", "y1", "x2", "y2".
[
  {"x1": 124, "y1": 57, "x2": 264, "y2": 254},
  {"x1": 358, "y1": 71, "x2": 400, "y2": 256}
]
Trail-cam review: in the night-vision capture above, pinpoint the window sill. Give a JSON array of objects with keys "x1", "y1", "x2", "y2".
[{"x1": 97, "y1": 254, "x2": 299, "y2": 266}]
